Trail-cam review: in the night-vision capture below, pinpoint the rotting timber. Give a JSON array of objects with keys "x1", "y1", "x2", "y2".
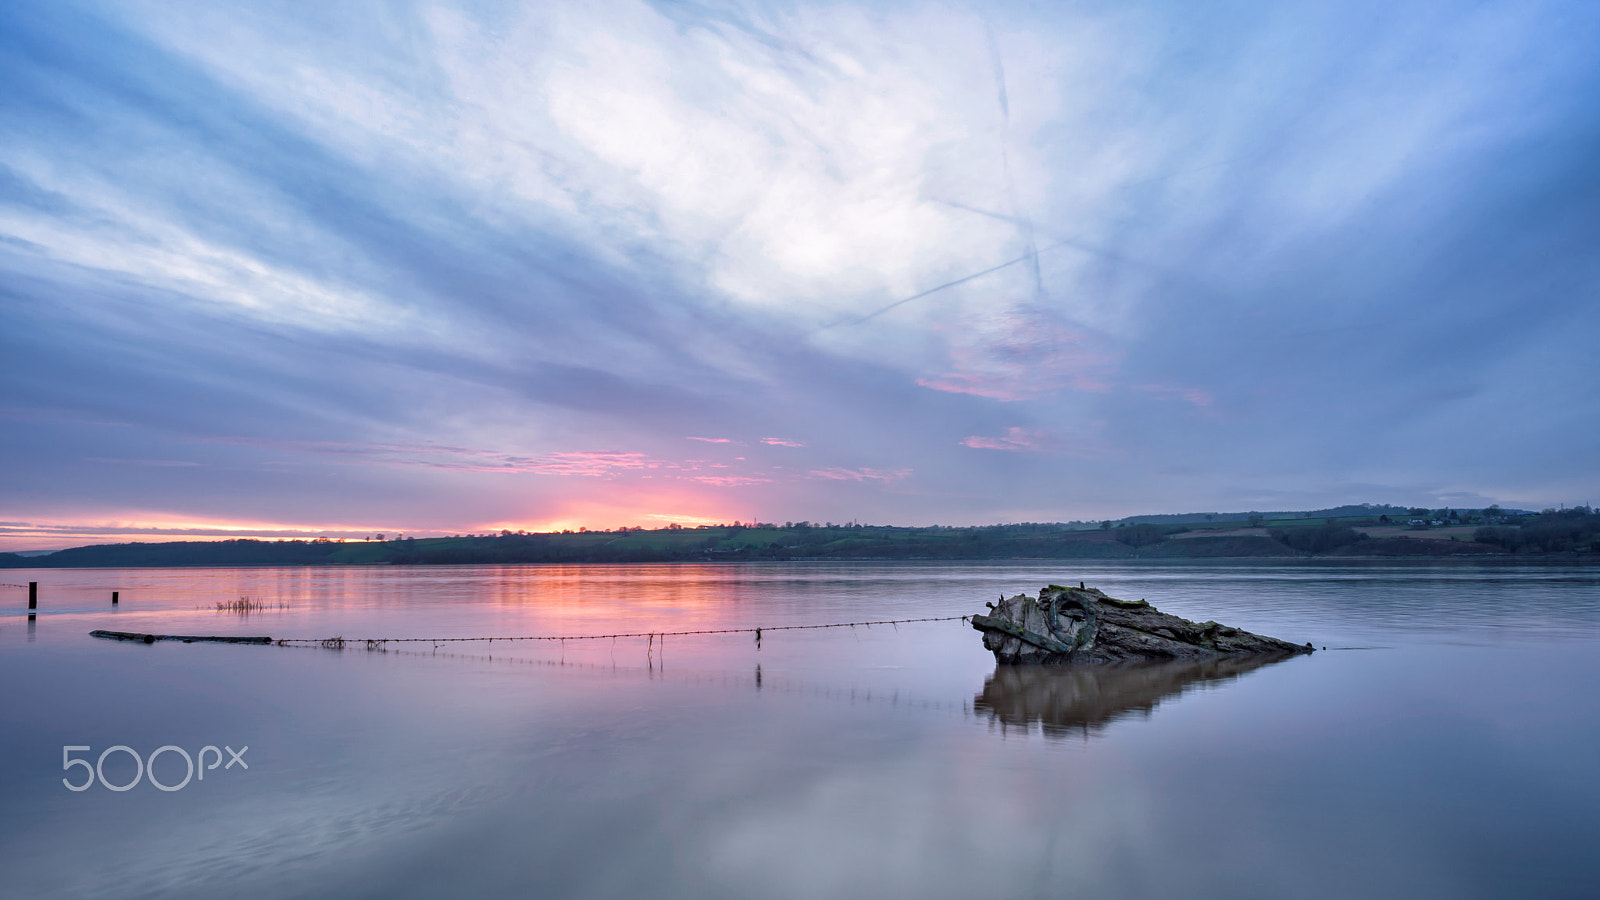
[
  {"x1": 90, "y1": 630, "x2": 272, "y2": 645},
  {"x1": 970, "y1": 584, "x2": 1313, "y2": 664}
]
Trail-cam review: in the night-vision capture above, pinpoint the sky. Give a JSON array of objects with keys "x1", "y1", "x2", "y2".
[{"x1": 2, "y1": 0, "x2": 1598, "y2": 550}]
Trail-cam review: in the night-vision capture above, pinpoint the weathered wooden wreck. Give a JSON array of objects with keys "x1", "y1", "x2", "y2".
[{"x1": 971, "y1": 583, "x2": 1314, "y2": 665}]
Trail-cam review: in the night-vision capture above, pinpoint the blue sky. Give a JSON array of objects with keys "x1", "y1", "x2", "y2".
[{"x1": 2, "y1": 0, "x2": 1597, "y2": 548}]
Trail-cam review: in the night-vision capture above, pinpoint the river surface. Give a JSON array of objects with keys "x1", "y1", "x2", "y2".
[{"x1": 1, "y1": 561, "x2": 1597, "y2": 899}]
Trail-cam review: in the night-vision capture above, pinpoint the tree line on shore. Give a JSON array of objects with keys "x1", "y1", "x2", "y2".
[
  {"x1": 1472, "y1": 507, "x2": 1600, "y2": 553},
  {"x1": 3, "y1": 506, "x2": 1596, "y2": 567}
]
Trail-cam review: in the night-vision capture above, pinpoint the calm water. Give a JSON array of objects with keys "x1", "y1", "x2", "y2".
[{"x1": 1, "y1": 561, "x2": 1597, "y2": 899}]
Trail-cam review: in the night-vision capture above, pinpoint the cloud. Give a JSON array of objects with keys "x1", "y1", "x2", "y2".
[
  {"x1": 960, "y1": 428, "x2": 1051, "y2": 452},
  {"x1": 916, "y1": 312, "x2": 1118, "y2": 401},
  {"x1": 484, "y1": 451, "x2": 657, "y2": 477},
  {"x1": 761, "y1": 438, "x2": 805, "y2": 447},
  {"x1": 84, "y1": 458, "x2": 203, "y2": 467},
  {"x1": 807, "y1": 467, "x2": 912, "y2": 483},
  {"x1": 1133, "y1": 384, "x2": 1214, "y2": 409}
]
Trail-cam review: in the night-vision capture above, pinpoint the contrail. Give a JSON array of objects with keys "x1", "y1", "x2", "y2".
[
  {"x1": 817, "y1": 238, "x2": 1074, "y2": 331},
  {"x1": 986, "y1": 23, "x2": 1046, "y2": 303},
  {"x1": 934, "y1": 198, "x2": 1177, "y2": 280}
]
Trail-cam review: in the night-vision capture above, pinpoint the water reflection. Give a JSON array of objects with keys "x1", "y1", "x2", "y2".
[
  {"x1": 5, "y1": 564, "x2": 1599, "y2": 899},
  {"x1": 973, "y1": 654, "x2": 1300, "y2": 739}
]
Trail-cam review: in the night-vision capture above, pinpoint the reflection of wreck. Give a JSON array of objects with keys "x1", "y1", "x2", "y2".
[
  {"x1": 971, "y1": 584, "x2": 1313, "y2": 664},
  {"x1": 973, "y1": 654, "x2": 1299, "y2": 739}
]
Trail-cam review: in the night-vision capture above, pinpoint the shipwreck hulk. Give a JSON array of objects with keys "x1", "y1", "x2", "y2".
[{"x1": 971, "y1": 584, "x2": 1314, "y2": 665}]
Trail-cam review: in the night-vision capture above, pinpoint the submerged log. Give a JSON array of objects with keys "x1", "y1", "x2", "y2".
[
  {"x1": 971, "y1": 584, "x2": 1312, "y2": 664},
  {"x1": 90, "y1": 630, "x2": 272, "y2": 645}
]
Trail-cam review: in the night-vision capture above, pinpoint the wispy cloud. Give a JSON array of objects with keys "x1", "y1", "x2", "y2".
[
  {"x1": 807, "y1": 467, "x2": 911, "y2": 483},
  {"x1": 84, "y1": 458, "x2": 202, "y2": 467},
  {"x1": 917, "y1": 314, "x2": 1117, "y2": 401},
  {"x1": 692, "y1": 475, "x2": 773, "y2": 487},
  {"x1": 960, "y1": 428, "x2": 1051, "y2": 451},
  {"x1": 485, "y1": 451, "x2": 657, "y2": 477},
  {"x1": 1133, "y1": 384, "x2": 1215, "y2": 409}
]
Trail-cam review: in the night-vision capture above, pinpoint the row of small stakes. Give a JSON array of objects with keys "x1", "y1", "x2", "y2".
[{"x1": 89, "y1": 615, "x2": 974, "y2": 649}]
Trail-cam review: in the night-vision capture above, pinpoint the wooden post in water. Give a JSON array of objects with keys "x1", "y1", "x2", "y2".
[
  {"x1": 112, "y1": 591, "x2": 119, "y2": 605},
  {"x1": 28, "y1": 582, "x2": 37, "y2": 610}
]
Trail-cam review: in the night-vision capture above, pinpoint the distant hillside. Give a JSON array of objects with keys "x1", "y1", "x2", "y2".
[{"x1": 3, "y1": 506, "x2": 1592, "y2": 567}]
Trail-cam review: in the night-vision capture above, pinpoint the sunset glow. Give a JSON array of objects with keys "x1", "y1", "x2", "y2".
[{"x1": 0, "y1": 515, "x2": 426, "y2": 553}]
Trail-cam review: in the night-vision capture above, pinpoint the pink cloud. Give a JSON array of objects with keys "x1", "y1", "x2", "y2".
[
  {"x1": 1134, "y1": 384, "x2": 1215, "y2": 408},
  {"x1": 915, "y1": 373, "x2": 1112, "y2": 401},
  {"x1": 960, "y1": 427, "x2": 1051, "y2": 451},
  {"x1": 686, "y1": 436, "x2": 732, "y2": 443},
  {"x1": 760, "y1": 437, "x2": 805, "y2": 447},
  {"x1": 917, "y1": 316, "x2": 1119, "y2": 401},
  {"x1": 494, "y1": 451, "x2": 657, "y2": 477},
  {"x1": 916, "y1": 375, "x2": 1026, "y2": 401},
  {"x1": 692, "y1": 475, "x2": 773, "y2": 487},
  {"x1": 807, "y1": 467, "x2": 911, "y2": 482},
  {"x1": 85, "y1": 458, "x2": 202, "y2": 467}
]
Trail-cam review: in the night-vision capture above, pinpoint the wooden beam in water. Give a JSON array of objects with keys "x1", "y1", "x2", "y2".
[{"x1": 90, "y1": 630, "x2": 272, "y2": 645}]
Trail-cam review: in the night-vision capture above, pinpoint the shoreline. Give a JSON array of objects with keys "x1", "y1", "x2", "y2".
[{"x1": 3, "y1": 553, "x2": 1597, "y2": 570}]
